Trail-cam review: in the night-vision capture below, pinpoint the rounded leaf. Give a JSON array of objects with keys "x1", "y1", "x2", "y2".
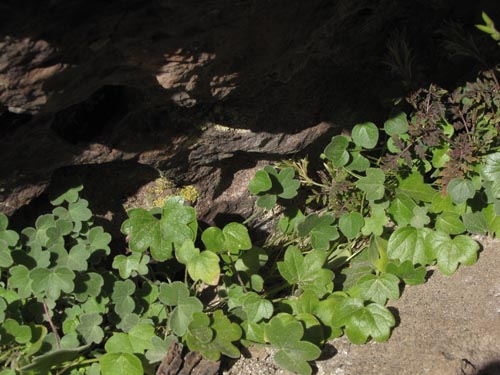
[
  {"x1": 249, "y1": 170, "x2": 272, "y2": 194},
  {"x1": 384, "y1": 112, "x2": 408, "y2": 136},
  {"x1": 338, "y1": 212, "x2": 364, "y2": 239},
  {"x1": 447, "y1": 178, "x2": 475, "y2": 204},
  {"x1": 352, "y1": 122, "x2": 379, "y2": 149},
  {"x1": 324, "y1": 135, "x2": 350, "y2": 167}
]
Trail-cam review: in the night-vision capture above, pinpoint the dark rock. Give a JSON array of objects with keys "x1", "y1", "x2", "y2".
[{"x1": 0, "y1": 0, "x2": 498, "y2": 225}]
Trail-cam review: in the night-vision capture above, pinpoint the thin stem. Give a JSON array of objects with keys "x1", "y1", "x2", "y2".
[
  {"x1": 42, "y1": 299, "x2": 61, "y2": 350},
  {"x1": 228, "y1": 252, "x2": 248, "y2": 293}
]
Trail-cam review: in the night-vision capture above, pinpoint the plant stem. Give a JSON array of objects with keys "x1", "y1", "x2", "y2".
[{"x1": 42, "y1": 298, "x2": 61, "y2": 349}]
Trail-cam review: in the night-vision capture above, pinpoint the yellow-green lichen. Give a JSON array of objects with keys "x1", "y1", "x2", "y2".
[
  {"x1": 177, "y1": 185, "x2": 199, "y2": 203},
  {"x1": 123, "y1": 177, "x2": 199, "y2": 211}
]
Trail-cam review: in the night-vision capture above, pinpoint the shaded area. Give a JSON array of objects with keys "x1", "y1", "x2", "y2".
[{"x1": 1, "y1": 0, "x2": 500, "y2": 223}]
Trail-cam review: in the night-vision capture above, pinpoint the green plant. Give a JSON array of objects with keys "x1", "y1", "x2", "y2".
[
  {"x1": 476, "y1": 12, "x2": 500, "y2": 45},
  {"x1": 2, "y1": 29, "x2": 500, "y2": 374}
]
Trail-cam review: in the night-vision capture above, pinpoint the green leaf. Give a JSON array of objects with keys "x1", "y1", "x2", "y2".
[
  {"x1": 0, "y1": 215, "x2": 19, "y2": 247},
  {"x1": 386, "y1": 261, "x2": 426, "y2": 285},
  {"x1": 158, "y1": 282, "x2": 203, "y2": 336},
  {"x1": 427, "y1": 232, "x2": 479, "y2": 275},
  {"x1": 249, "y1": 170, "x2": 273, "y2": 194},
  {"x1": 277, "y1": 246, "x2": 334, "y2": 298},
  {"x1": 435, "y1": 212, "x2": 466, "y2": 235},
  {"x1": 264, "y1": 314, "x2": 321, "y2": 375},
  {"x1": 387, "y1": 226, "x2": 431, "y2": 266},
  {"x1": 351, "y1": 122, "x2": 379, "y2": 149},
  {"x1": 295, "y1": 313, "x2": 324, "y2": 347},
  {"x1": 68, "y1": 199, "x2": 93, "y2": 223},
  {"x1": 332, "y1": 296, "x2": 395, "y2": 344},
  {"x1": 397, "y1": 173, "x2": 437, "y2": 202},
  {"x1": 201, "y1": 227, "x2": 225, "y2": 252},
  {"x1": 339, "y1": 212, "x2": 364, "y2": 239},
  {"x1": 122, "y1": 198, "x2": 197, "y2": 262},
  {"x1": 105, "y1": 324, "x2": 155, "y2": 354},
  {"x1": 175, "y1": 239, "x2": 199, "y2": 264},
  {"x1": 0, "y1": 318, "x2": 32, "y2": 344},
  {"x1": 410, "y1": 206, "x2": 430, "y2": 229},
  {"x1": 8, "y1": 265, "x2": 32, "y2": 298},
  {"x1": 384, "y1": 112, "x2": 408, "y2": 136},
  {"x1": 74, "y1": 272, "x2": 104, "y2": 302},
  {"x1": 347, "y1": 150, "x2": 370, "y2": 172},
  {"x1": 30, "y1": 267, "x2": 75, "y2": 300},
  {"x1": 447, "y1": 178, "x2": 476, "y2": 204},
  {"x1": 234, "y1": 246, "x2": 268, "y2": 273},
  {"x1": 87, "y1": 226, "x2": 112, "y2": 254},
  {"x1": 482, "y1": 153, "x2": 500, "y2": 198},
  {"x1": 241, "y1": 292, "x2": 274, "y2": 323},
  {"x1": 177, "y1": 240, "x2": 220, "y2": 285},
  {"x1": 112, "y1": 253, "x2": 150, "y2": 279},
  {"x1": 222, "y1": 222, "x2": 252, "y2": 253},
  {"x1": 121, "y1": 208, "x2": 170, "y2": 259},
  {"x1": 20, "y1": 345, "x2": 90, "y2": 374},
  {"x1": 297, "y1": 214, "x2": 339, "y2": 251},
  {"x1": 145, "y1": 336, "x2": 177, "y2": 363},
  {"x1": 277, "y1": 168, "x2": 300, "y2": 199},
  {"x1": 100, "y1": 353, "x2": 143, "y2": 375},
  {"x1": 431, "y1": 146, "x2": 450, "y2": 169},
  {"x1": 462, "y1": 212, "x2": 489, "y2": 235},
  {"x1": 362, "y1": 202, "x2": 389, "y2": 236},
  {"x1": 76, "y1": 313, "x2": 104, "y2": 344},
  {"x1": 50, "y1": 185, "x2": 84, "y2": 205},
  {"x1": 241, "y1": 320, "x2": 265, "y2": 344},
  {"x1": 185, "y1": 310, "x2": 242, "y2": 361},
  {"x1": 0, "y1": 240, "x2": 14, "y2": 268},
  {"x1": 324, "y1": 135, "x2": 350, "y2": 167},
  {"x1": 356, "y1": 168, "x2": 385, "y2": 201},
  {"x1": 112, "y1": 280, "x2": 136, "y2": 317},
  {"x1": 483, "y1": 204, "x2": 500, "y2": 237},
  {"x1": 349, "y1": 273, "x2": 400, "y2": 305},
  {"x1": 51, "y1": 244, "x2": 90, "y2": 271},
  {"x1": 187, "y1": 251, "x2": 220, "y2": 286},
  {"x1": 279, "y1": 208, "x2": 305, "y2": 235},
  {"x1": 256, "y1": 194, "x2": 277, "y2": 210}
]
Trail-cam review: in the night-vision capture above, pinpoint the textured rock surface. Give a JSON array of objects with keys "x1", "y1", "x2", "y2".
[{"x1": 2, "y1": 0, "x2": 497, "y2": 223}]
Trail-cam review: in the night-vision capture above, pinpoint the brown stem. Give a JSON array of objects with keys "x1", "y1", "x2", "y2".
[{"x1": 42, "y1": 299, "x2": 61, "y2": 349}]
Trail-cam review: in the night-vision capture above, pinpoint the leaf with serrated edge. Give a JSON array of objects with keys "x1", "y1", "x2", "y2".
[
  {"x1": 332, "y1": 295, "x2": 395, "y2": 344},
  {"x1": 427, "y1": 232, "x2": 479, "y2": 275},
  {"x1": 356, "y1": 168, "x2": 385, "y2": 201},
  {"x1": 265, "y1": 314, "x2": 321, "y2": 375},
  {"x1": 387, "y1": 226, "x2": 432, "y2": 266},
  {"x1": 349, "y1": 273, "x2": 400, "y2": 305},
  {"x1": 278, "y1": 246, "x2": 334, "y2": 298},
  {"x1": 76, "y1": 313, "x2": 104, "y2": 344},
  {"x1": 30, "y1": 267, "x2": 75, "y2": 300},
  {"x1": 159, "y1": 282, "x2": 203, "y2": 336}
]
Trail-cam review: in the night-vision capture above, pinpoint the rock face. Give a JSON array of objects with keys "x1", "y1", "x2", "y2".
[{"x1": 0, "y1": 0, "x2": 498, "y2": 225}]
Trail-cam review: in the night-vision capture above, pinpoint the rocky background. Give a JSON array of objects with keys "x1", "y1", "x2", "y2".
[{"x1": 2, "y1": 0, "x2": 500, "y2": 232}]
